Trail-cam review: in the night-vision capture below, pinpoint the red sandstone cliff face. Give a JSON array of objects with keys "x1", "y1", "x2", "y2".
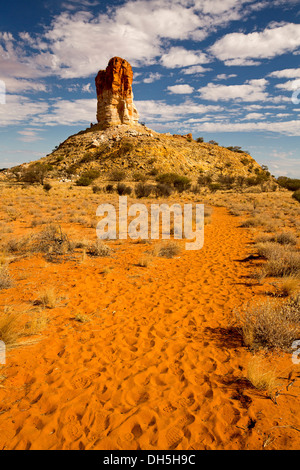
[{"x1": 95, "y1": 57, "x2": 139, "y2": 129}]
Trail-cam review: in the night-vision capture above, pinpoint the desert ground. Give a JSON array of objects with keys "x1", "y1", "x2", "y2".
[{"x1": 0, "y1": 182, "x2": 299, "y2": 450}]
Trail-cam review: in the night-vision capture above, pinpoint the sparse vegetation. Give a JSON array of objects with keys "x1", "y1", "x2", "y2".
[
  {"x1": 135, "y1": 182, "x2": 153, "y2": 198},
  {"x1": 236, "y1": 297, "x2": 300, "y2": 350},
  {"x1": 154, "y1": 241, "x2": 181, "y2": 258},
  {"x1": 0, "y1": 266, "x2": 13, "y2": 290},
  {"x1": 86, "y1": 240, "x2": 112, "y2": 257}
]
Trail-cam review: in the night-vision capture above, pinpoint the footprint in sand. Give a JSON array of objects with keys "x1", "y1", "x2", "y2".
[
  {"x1": 87, "y1": 411, "x2": 110, "y2": 442},
  {"x1": 162, "y1": 403, "x2": 177, "y2": 414},
  {"x1": 166, "y1": 426, "x2": 184, "y2": 449},
  {"x1": 70, "y1": 375, "x2": 93, "y2": 390}
]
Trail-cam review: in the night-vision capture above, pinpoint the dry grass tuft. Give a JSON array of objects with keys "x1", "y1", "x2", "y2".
[
  {"x1": 272, "y1": 276, "x2": 300, "y2": 298},
  {"x1": 74, "y1": 313, "x2": 90, "y2": 323},
  {"x1": 0, "y1": 266, "x2": 13, "y2": 290},
  {"x1": 256, "y1": 242, "x2": 300, "y2": 278},
  {"x1": 0, "y1": 310, "x2": 24, "y2": 349},
  {"x1": 235, "y1": 296, "x2": 300, "y2": 351},
  {"x1": 87, "y1": 240, "x2": 113, "y2": 257},
  {"x1": 136, "y1": 255, "x2": 152, "y2": 267},
  {"x1": 153, "y1": 241, "x2": 181, "y2": 258},
  {"x1": 247, "y1": 357, "x2": 281, "y2": 394},
  {"x1": 34, "y1": 288, "x2": 60, "y2": 309}
]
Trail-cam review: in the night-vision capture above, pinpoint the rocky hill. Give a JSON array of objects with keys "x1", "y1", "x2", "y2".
[
  {"x1": 9, "y1": 57, "x2": 271, "y2": 186},
  {"x1": 41, "y1": 122, "x2": 263, "y2": 182}
]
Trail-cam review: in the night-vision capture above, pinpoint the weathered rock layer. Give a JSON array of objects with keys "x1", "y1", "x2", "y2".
[{"x1": 95, "y1": 57, "x2": 139, "y2": 129}]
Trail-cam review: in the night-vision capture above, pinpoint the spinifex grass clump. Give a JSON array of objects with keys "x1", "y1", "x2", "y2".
[
  {"x1": 235, "y1": 296, "x2": 300, "y2": 351},
  {"x1": 34, "y1": 224, "x2": 74, "y2": 260},
  {"x1": 86, "y1": 240, "x2": 113, "y2": 257},
  {"x1": 256, "y1": 242, "x2": 300, "y2": 278},
  {"x1": 153, "y1": 241, "x2": 181, "y2": 259},
  {"x1": 0, "y1": 266, "x2": 13, "y2": 290}
]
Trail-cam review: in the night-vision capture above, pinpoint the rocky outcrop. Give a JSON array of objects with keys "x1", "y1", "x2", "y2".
[{"x1": 95, "y1": 57, "x2": 139, "y2": 129}]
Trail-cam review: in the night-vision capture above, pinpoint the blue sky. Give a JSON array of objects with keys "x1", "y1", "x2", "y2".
[{"x1": 0, "y1": 0, "x2": 300, "y2": 177}]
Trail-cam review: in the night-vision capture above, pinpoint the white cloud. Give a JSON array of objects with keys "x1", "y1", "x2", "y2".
[
  {"x1": 18, "y1": 129, "x2": 44, "y2": 142},
  {"x1": 210, "y1": 23, "x2": 300, "y2": 64},
  {"x1": 275, "y1": 78, "x2": 300, "y2": 90},
  {"x1": 269, "y1": 68, "x2": 300, "y2": 78},
  {"x1": 0, "y1": 94, "x2": 49, "y2": 126},
  {"x1": 160, "y1": 47, "x2": 210, "y2": 68},
  {"x1": 37, "y1": 98, "x2": 97, "y2": 126},
  {"x1": 181, "y1": 65, "x2": 211, "y2": 75},
  {"x1": 198, "y1": 79, "x2": 269, "y2": 102},
  {"x1": 191, "y1": 119, "x2": 300, "y2": 136},
  {"x1": 242, "y1": 112, "x2": 266, "y2": 120},
  {"x1": 143, "y1": 72, "x2": 162, "y2": 84},
  {"x1": 136, "y1": 99, "x2": 223, "y2": 122},
  {"x1": 167, "y1": 84, "x2": 194, "y2": 94},
  {"x1": 82, "y1": 83, "x2": 92, "y2": 92},
  {"x1": 214, "y1": 73, "x2": 237, "y2": 80}
]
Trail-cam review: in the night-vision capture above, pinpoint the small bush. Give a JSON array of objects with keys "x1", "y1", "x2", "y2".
[
  {"x1": 92, "y1": 185, "x2": 101, "y2": 194},
  {"x1": 247, "y1": 357, "x2": 281, "y2": 394},
  {"x1": 173, "y1": 176, "x2": 191, "y2": 193},
  {"x1": 76, "y1": 169, "x2": 100, "y2": 186},
  {"x1": 277, "y1": 177, "x2": 300, "y2": 192},
  {"x1": 132, "y1": 172, "x2": 147, "y2": 182},
  {"x1": 256, "y1": 232, "x2": 297, "y2": 246},
  {"x1": 154, "y1": 183, "x2": 173, "y2": 197},
  {"x1": 35, "y1": 288, "x2": 60, "y2": 309},
  {"x1": 273, "y1": 276, "x2": 300, "y2": 298},
  {"x1": 43, "y1": 183, "x2": 52, "y2": 192},
  {"x1": 209, "y1": 183, "x2": 222, "y2": 192},
  {"x1": 154, "y1": 241, "x2": 181, "y2": 258},
  {"x1": 105, "y1": 184, "x2": 114, "y2": 193},
  {"x1": 0, "y1": 266, "x2": 13, "y2": 290},
  {"x1": 236, "y1": 297, "x2": 300, "y2": 350},
  {"x1": 87, "y1": 240, "x2": 112, "y2": 257},
  {"x1": 293, "y1": 189, "x2": 300, "y2": 203},
  {"x1": 116, "y1": 183, "x2": 132, "y2": 196},
  {"x1": 218, "y1": 175, "x2": 236, "y2": 189},
  {"x1": 197, "y1": 174, "x2": 212, "y2": 186},
  {"x1": 135, "y1": 182, "x2": 153, "y2": 198},
  {"x1": 241, "y1": 216, "x2": 265, "y2": 227},
  {"x1": 155, "y1": 173, "x2": 191, "y2": 192},
  {"x1": 36, "y1": 224, "x2": 73, "y2": 257},
  {"x1": 256, "y1": 242, "x2": 300, "y2": 277},
  {"x1": 110, "y1": 169, "x2": 126, "y2": 181}
]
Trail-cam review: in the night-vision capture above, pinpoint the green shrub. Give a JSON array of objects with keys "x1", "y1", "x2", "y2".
[
  {"x1": 209, "y1": 183, "x2": 222, "y2": 192},
  {"x1": 154, "y1": 183, "x2": 173, "y2": 197},
  {"x1": 135, "y1": 183, "x2": 153, "y2": 198},
  {"x1": 218, "y1": 175, "x2": 236, "y2": 189},
  {"x1": 21, "y1": 163, "x2": 51, "y2": 185},
  {"x1": 43, "y1": 183, "x2": 52, "y2": 192},
  {"x1": 292, "y1": 189, "x2": 300, "y2": 202},
  {"x1": 110, "y1": 169, "x2": 126, "y2": 181},
  {"x1": 132, "y1": 172, "x2": 147, "y2": 182},
  {"x1": 156, "y1": 173, "x2": 191, "y2": 192},
  {"x1": 92, "y1": 185, "x2": 101, "y2": 194},
  {"x1": 156, "y1": 173, "x2": 179, "y2": 185},
  {"x1": 116, "y1": 183, "x2": 132, "y2": 195},
  {"x1": 277, "y1": 177, "x2": 300, "y2": 191},
  {"x1": 76, "y1": 169, "x2": 100, "y2": 186},
  {"x1": 105, "y1": 184, "x2": 114, "y2": 193},
  {"x1": 198, "y1": 174, "x2": 212, "y2": 186},
  {"x1": 174, "y1": 176, "x2": 191, "y2": 193}
]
